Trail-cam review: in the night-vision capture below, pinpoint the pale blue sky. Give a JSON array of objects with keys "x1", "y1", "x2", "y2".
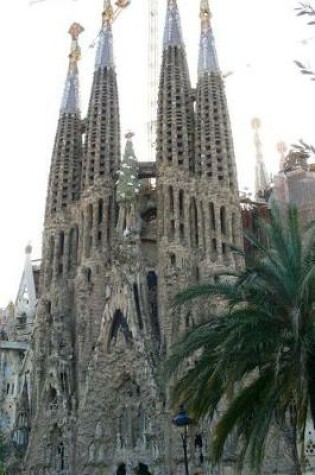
[{"x1": 0, "y1": 0, "x2": 314, "y2": 305}]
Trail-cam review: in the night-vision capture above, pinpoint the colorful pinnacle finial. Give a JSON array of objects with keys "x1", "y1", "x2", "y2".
[
  {"x1": 102, "y1": 0, "x2": 114, "y2": 24},
  {"x1": 163, "y1": 0, "x2": 184, "y2": 48},
  {"x1": 198, "y1": 0, "x2": 219, "y2": 76},
  {"x1": 60, "y1": 23, "x2": 84, "y2": 113},
  {"x1": 200, "y1": 0, "x2": 211, "y2": 21},
  {"x1": 95, "y1": 0, "x2": 115, "y2": 70},
  {"x1": 68, "y1": 23, "x2": 84, "y2": 71}
]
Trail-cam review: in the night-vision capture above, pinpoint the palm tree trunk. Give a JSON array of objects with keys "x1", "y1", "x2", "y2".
[
  {"x1": 285, "y1": 413, "x2": 303, "y2": 475},
  {"x1": 290, "y1": 434, "x2": 302, "y2": 475}
]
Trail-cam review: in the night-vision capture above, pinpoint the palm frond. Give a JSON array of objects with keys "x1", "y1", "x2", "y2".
[{"x1": 167, "y1": 204, "x2": 315, "y2": 472}]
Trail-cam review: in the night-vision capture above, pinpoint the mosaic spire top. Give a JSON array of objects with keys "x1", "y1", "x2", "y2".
[
  {"x1": 163, "y1": 0, "x2": 184, "y2": 49},
  {"x1": 198, "y1": 0, "x2": 219, "y2": 77},
  {"x1": 95, "y1": 0, "x2": 115, "y2": 70},
  {"x1": 60, "y1": 23, "x2": 84, "y2": 113}
]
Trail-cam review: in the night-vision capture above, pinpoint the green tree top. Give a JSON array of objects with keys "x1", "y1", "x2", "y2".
[
  {"x1": 116, "y1": 132, "x2": 140, "y2": 203},
  {"x1": 167, "y1": 205, "x2": 315, "y2": 474}
]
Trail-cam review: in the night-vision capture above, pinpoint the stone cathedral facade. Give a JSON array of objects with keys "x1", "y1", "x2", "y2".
[{"x1": 17, "y1": 1, "x2": 246, "y2": 473}]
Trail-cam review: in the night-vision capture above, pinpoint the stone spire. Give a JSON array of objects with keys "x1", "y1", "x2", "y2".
[
  {"x1": 157, "y1": 0, "x2": 194, "y2": 172},
  {"x1": 82, "y1": 0, "x2": 120, "y2": 189},
  {"x1": 198, "y1": 0, "x2": 219, "y2": 76},
  {"x1": 95, "y1": 0, "x2": 115, "y2": 70},
  {"x1": 45, "y1": 24, "x2": 84, "y2": 216},
  {"x1": 163, "y1": 0, "x2": 184, "y2": 48},
  {"x1": 195, "y1": 1, "x2": 242, "y2": 270},
  {"x1": 195, "y1": 1, "x2": 238, "y2": 191},
  {"x1": 15, "y1": 244, "x2": 37, "y2": 318},
  {"x1": 61, "y1": 23, "x2": 84, "y2": 113},
  {"x1": 252, "y1": 118, "x2": 269, "y2": 199},
  {"x1": 156, "y1": 0, "x2": 196, "y2": 348}
]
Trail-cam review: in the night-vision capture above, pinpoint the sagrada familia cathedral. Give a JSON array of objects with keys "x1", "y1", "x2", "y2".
[{"x1": 1, "y1": 0, "x2": 315, "y2": 474}]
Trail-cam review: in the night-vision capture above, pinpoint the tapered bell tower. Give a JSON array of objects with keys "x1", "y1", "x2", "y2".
[
  {"x1": 195, "y1": 0, "x2": 242, "y2": 275},
  {"x1": 80, "y1": 0, "x2": 120, "y2": 263}
]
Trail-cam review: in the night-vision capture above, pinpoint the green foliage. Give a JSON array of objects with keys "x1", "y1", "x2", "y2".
[
  {"x1": 295, "y1": 2, "x2": 315, "y2": 79},
  {"x1": 116, "y1": 135, "x2": 139, "y2": 202},
  {"x1": 167, "y1": 205, "x2": 315, "y2": 473}
]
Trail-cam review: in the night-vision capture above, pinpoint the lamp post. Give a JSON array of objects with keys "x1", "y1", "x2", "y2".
[{"x1": 172, "y1": 406, "x2": 193, "y2": 475}]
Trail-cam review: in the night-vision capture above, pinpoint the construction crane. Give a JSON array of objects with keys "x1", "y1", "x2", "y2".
[
  {"x1": 147, "y1": 0, "x2": 159, "y2": 162},
  {"x1": 111, "y1": 0, "x2": 131, "y2": 21},
  {"x1": 29, "y1": 0, "x2": 131, "y2": 16},
  {"x1": 89, "y1": 0, "x2": 131, "y2": 48}
]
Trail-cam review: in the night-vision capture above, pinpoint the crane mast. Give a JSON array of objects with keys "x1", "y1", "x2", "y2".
[{"x1": 147, "y1": 0, "x2": 159, "y2": 162}]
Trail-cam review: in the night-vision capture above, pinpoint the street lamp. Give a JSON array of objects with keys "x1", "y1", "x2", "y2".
[{"x1": 172, "y1": 405, "x2": 193, "y2": 475}]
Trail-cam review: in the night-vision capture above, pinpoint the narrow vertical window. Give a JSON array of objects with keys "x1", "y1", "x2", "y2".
[
  {"x1": 209, "y1": 203, "x2": 216, "y2": 231},
  {"x1": 98, "y1": 199, "x2": 103, "y2": 225},
  {"x1": 220, "y1": 206, "x2": 227, "y2": 235},
  {"x1": 133, "y1": 284, "x2": 143, "y2": 330},
  {"x1": 68, "y1": 227, "x2": 78, "y2": 276},
  {"x1": 147, "y1": 272, "x2": 160, "y2": 343},
  {"x1": 107, "y1": 196, "x2": 113, "y2": 245},
  {"x1": 232, "y1": 212, "x2": 237, "y2": 244},
  {"x1": 190, "y1": 198, "x2": 199, "y2": 247},
  {"x1": 169, "y1": 186, "x2": 174, "y2": 213},
  {"x1": 179, "y1": 189, "x2": 184, "y2": 218}
]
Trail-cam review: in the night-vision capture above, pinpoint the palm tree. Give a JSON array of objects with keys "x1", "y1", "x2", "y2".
[{"x1": 166, "y1": 205, "x2": 315, "y2": 474}]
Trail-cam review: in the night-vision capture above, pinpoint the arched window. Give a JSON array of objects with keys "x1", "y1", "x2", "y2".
[
  {"x1": 107, "y1": 195, "x2": 113, "y2": 245},
  {"x1": 169, "y1": 186, "x2": 174, "y2": 213},
  {"x1": 117, "y1": 464, "x2": 126, "y2": 475},
  {"x1": 209, "y1": 202, "x2": 216, "y2": 231},
  {"x1": 200, "y1": 202, "x2": 206, "y2": 252},
  {"x1": 48, "y1": 386, "x2": 57, "y2": 410},
  {"x1": 60, "y1": 371, "x2": 69, "y2": 394},
  {"x1": 232, "y1": 212, "x2": 237, "y2": 244},
  {"x1": 170, "y1": 253, "x2": 176, "y2": 266},
  {"x1": 190, "y1": 198, "x2": 199, "y2": 247},
  {"x1": 109, "y1": 310, "x2": 132, "y2": 346},
  {"x1": 137, "y1": 463, "x2": 152, "y2": 475},
  {"x1": 68, "y1": 227, "x2": 78, "y2": 276},
  {"x1": 133, "y1": 284, "x2": 143, "y2": 330},
  {"x1": 87, "y1": 204, "x2": 93, "y2": 230},
  {"x1": 57, "y1": 232, "x2": 64, "y2": 275},
  {"x1": 98, "y1": 199, "x2": 103, "y2": 225},
  {"x1": 86, "y1": 204, "x2": 93, "y2": 257},
  {"x1": 211, "y1": 238, "x2": 217, "y2": 262},
  {"x1": 47, "y1": 236, "x2": 55, "y2": 284},
  {"x1": 147, "y1": 272, "x2": 160, "y2": 343},
  {"x1": 159, "y1": 185, "x2": 165, "y2": 236},
  {"x1": 179, "y1": 189, "x2": 184, "y2": 218},
  {"x1": 97, "y1": 199, "x2": 103, "y2": 244},
  {"x1": 58, "y1": 441, "x2": 65, "y2": 470},
  {"x1": 220, "y1": 206, "x2": 227, "y2": 235}
]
